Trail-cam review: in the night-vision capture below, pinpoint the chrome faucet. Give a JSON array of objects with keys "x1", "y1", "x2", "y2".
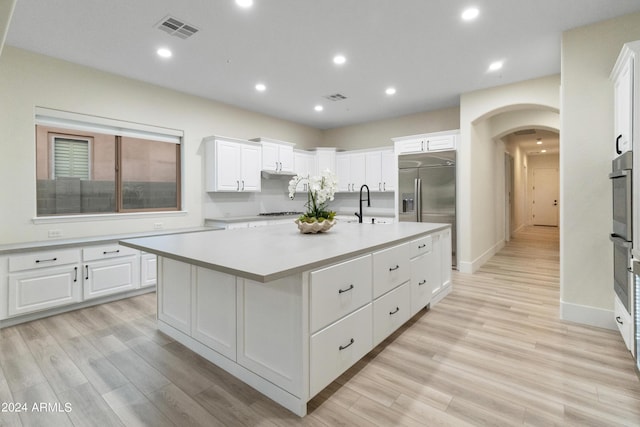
[{"x1": 354, "y1": 184, "x2": 370, "y2": 223}]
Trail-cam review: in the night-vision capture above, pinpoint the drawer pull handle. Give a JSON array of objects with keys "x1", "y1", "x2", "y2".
[
  {"x1": 85, "y1": 265, "x2": 89, "y2": 280},
  {"x1": 389, "y1": 307, "x2": 400, "y2": 315},
  {"x1": 339, "y1": 338, "x2": 355, "y2": 351},
  {"x1": 616, "y1": 316, "x2": 623, "y2": 325},
  {"x1": 389, "y1": 265, "x2": 400, "y2": 271},
  {"x1": 418, "y1": 244, "x2": 426, "y2": 249},
  {"x1": 338, "y1": 284, "x2": 354, "y2": 294},
  {"x1": 35, "y1": 257, "x2": 57, "y2": 264},
  {"x1": 103, "y1": 249, "x2": 120, "y2": 255},
  {"x1": 418, "y1": 279, "x2": 427, "y2": 286},
  {"x1": 73, "y1": 266, "x2": 78, "y2": 283}
]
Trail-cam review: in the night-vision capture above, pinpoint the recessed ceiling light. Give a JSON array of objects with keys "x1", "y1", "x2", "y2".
[
  {"x1": 333, "y1": 54, "x2": 346, "y2": 65},
  {"x1": 314, "y1": 105, "x2": 324, "y2": 112},
  {"x1": 236, "y1": 0, "x2": 253, "y2": 8},
  {"x1": 255, "y1": 83, "x2": 266, "y2": 92},
  {"x1": 488, "y1": 61, "x2": 503, "y2": 72},
  {"x1": 536, "y1": 138, "x2": 543, "y2": 145},
  {"x1": 157, "y1": 48, "x2": 172, "y2": 58},
  {"x1": 385, "y1": 87, "x2": 396, "y2": 95},
  {"x1": 541, "y1": 149, "x2": 547, "y2": 153},
  {"x1": 461, "y1": 7, "x2": 479, "y2": 21}
]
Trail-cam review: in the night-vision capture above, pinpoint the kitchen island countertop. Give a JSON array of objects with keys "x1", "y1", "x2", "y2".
[{"x1": 120, "y1": 221, "x2": 449, "y2": 282}]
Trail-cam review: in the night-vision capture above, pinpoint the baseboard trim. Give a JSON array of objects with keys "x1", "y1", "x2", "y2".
[
  {"x1": 458, "y1": 240, "x2": 505, "y2": 273},
  {"x1": 560, "y1": 300, "x2": 616, "y2": 330}
]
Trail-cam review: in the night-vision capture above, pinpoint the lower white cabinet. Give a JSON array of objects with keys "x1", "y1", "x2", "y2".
[
  {"x1": 310, "y1": 304, "x2": 373, "y2": 397},
  {"x1": 140, "y1": 252, "x2": 157, "y2": 287},
  {"x1": 158, "y1": 257, "x2": 192, "y2": 334},
  {"x1": 83, "y1": 244, "x2": 139, "y2": 300},
  {"x1": 8, "y1": 264, "x2": 81, "y2": 316},
  {"x1": 372, "y1": 242, "x2": 410, "y2": 297},
  {"x1": 373, "y1": 281, "x2": 410, "y2": 346},
  {"x1": 615, "y1": 294, "x2": 633, "y2": 352}
]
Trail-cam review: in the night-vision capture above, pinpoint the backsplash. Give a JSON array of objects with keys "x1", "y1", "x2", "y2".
[{"x1": 203, "y1": 176, "x2": 395, "y2": 219}]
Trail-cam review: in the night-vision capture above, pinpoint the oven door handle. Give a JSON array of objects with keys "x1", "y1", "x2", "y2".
[
  {"x1": 610, "y1": 234, "x2": 633, "y2": 248},
  {"x1": 609, "y1": 170, "x2": 630, "y2": 179}
]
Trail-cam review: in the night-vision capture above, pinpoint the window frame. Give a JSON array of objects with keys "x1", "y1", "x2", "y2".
[{"x1": 49, "y1": 133, "x2": 93, "y2": 180}]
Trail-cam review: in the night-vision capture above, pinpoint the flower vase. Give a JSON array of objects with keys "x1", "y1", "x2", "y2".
[{"x1": 295, "y1": 219, "x2": 336, "y2": 234}]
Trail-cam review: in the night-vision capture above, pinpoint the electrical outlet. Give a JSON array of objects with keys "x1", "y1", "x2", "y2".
[
  {"x1": 153, "y1": 222, "x2": 164, "y2": 230},
  {"x1": 48, "y1": 229, "x2": 62, "y2": 238}
]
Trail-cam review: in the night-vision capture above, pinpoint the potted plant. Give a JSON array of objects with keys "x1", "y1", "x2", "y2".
[{"x1": 288, "y1": 170, "x2": 337, "y2": 233}]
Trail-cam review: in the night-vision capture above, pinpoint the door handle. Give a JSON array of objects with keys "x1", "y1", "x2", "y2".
[{"x1": 616, "y1": 135, "x2": 622, "y2": 155}]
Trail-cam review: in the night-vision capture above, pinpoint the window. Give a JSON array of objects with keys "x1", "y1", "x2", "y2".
[{"x1": 35, "y1": 108, "x2": 182, "y2": 216}]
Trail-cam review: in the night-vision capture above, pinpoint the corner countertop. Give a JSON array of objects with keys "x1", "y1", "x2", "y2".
[{"x1": 120, "y1": 222, "x2": 449, "y2": 283}]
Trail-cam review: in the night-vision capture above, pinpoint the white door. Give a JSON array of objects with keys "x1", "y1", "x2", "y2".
[{"x1": 532, "y1": 168, "x2": 559, "y2": 226}]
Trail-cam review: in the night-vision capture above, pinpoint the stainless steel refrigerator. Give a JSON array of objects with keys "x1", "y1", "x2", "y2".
[{"x1": 398, "y1": 150, "x2": 456, "y2": 267}]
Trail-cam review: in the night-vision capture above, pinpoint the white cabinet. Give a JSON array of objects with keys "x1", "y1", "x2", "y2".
[
  {"x1": 409, "y1": 235, "x2": 439, "y2": 316},
  {"x1": 293, "y1": 150, "x2": 316, "y2": 192},
  {"x1": 393, "y1": 131, "x2": 458, "y2": 155},
  {"x1": 365, "y1": 149, "x2": 395, "y2": 192},
  {"x1": 205, "y1": 136, "x2": 261, "y2": 192},
  {"x1": 252, "y1": 138, "x2": 295, "y2": 173},
  {"x1": 82, "y1": 244, "x2": 140, "y2": 300},
  {"x1": 615, "y1": 294, "x2": 633, "y2": 352},
  {"x1": 430, "y1": 228, "x2": 452, "y2": 301},
  {"x1": 158, "y1": 257, "x2": 192, "y2": 334},
  {"x1": 314, "y1": 147, "x2": 337, "y2": 175},
  {"x1": 372, "y1": 281, "x2": 410, "y2": 346},
  {"x1": 372, "y1": 242, "x2": 410, "y2": 298},
  {"x1": 8, "y1": 248, "x2": 82, "y2": 316},
  {"x1": 140, "y1": 252, "x2": 157, "y2": 288},
  {"x1": 336, "y1": 152, "x2": 366, "y2": 192},
  {"x1": 612, "y1": 42, "x2": 637, "y2": 156}
]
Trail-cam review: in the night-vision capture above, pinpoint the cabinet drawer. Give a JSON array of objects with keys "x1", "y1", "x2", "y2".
[
  {"x1": 8, "y1": 264, "x2": 81, "y2": 316},
  {"x1": 310, "y1": 304, "x2": 372, "y2": 398},
  {"x1": 409, "y1": 235, "x2": 433, "y2": 259},
  {"x1": 372, "y1": 242, "x2": 410, "y2": 298},
  {"x1": 615, "y1": 294, "x2": 633, "y2": 352},
  {"x1": 83, "y1": 244, "x2": 139, "y2": 261},
  {"x1": 373, "y1": 281, "x2": 410, "y2": 346},
  {"x1": 9, "y1": 249, "x2": 81, "y2": 273},
  {"x1": 410, "y1": 254, "x2": 435, "y2": 316},
  {"x1": 310, "y1": 255, "x2": 372, "y2": 332}
]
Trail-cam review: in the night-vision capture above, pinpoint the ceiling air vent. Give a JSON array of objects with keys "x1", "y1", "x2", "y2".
[
  {"x1": 514, "y1": 129, "x2": 536, "y2": 135},
  {"x1": 324, "y1": 93, "x2": 348, "y2": 101},
  {"x1": 155, "y1": 15, "x2": 199, "y2": 39}
]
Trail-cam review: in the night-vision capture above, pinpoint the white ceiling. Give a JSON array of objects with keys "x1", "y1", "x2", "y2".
[{"x1": 5, "y1": 1, "x2": 640, "y2": 130}]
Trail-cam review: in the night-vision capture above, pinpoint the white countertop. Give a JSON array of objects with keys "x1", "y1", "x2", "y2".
[{"x1": 120, "y1": 222, "x2": 449, "y2": 282}]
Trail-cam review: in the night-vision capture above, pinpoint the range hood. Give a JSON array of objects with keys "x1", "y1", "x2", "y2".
[{"x1": 261, "y1": 170, "x2": 296, "y2": 179}]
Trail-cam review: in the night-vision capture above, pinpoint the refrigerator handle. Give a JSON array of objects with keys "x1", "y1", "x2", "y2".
[{"x1": 415, "y1": 178, "x2": 422, "y2": 222}]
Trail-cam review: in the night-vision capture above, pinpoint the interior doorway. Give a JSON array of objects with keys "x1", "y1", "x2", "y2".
[{"x1": 532, "y1": 168, "x2": 559, "y2": 226}]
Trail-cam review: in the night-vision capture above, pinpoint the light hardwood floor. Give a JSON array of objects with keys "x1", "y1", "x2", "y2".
[{"x1": 2, "y1": 226, "x2": 640, "y2": 426}]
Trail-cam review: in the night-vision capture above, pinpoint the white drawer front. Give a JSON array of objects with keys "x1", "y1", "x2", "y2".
[
  {"x1": 8, "y1": 264, "x2": 81, "y2": 316},
  {"x1": 9, "y1": 249, "x2": 81, "y2": 272},
  {"x1": 373, "y1": 281, "x2": 410, "y2": 346},
  {"x1": 410, "y1": 253, "x2": 435, "y2": 316},
  {"x1": 310, "y1": 304, "x2": 372, "y2": 397},
  {"x1": 372, "y1": 242, "x2": 410, "y2": 298},
  {"x1": 615, "y1": 295, "x2": 633, "y2": 352},
  {"x1": 409, "y1": 235, "x2": 433, "y2": 259},
  {"x1": 310, "y1": 254, "x2": 372, "y2": 332},
  {"x1": 83, "y1": 244, "x2": 139, "y2": 261}
]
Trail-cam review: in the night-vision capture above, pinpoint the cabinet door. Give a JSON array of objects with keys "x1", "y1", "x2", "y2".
[
  {"x1": 84, "y1": 255, "x2": 139, "y2": 300},
  {"x1": 316, "y1": 149, "x2": 336, "y2": 175},
  {"x1": 140, "y1": 253, "x2": 157, "y2": 288},
  {"x1": 192, "y1": 267, "x2": 236, "y2": 360},
  {"x1": 158, "y1": 257, "x2": 191, "y2": 334},
  {"x1": 8, "y1": 264, "x2": 81, "y2": 316},
  {"x1": 240, "y1": 143, "x2": 261, "y2": 191},
  {"x1": 336, "y1": 154, "x2": 351, "y2": 192},
  {"x1": 614, "y1": 55, "x2": 633, "y2": 155},
  {"x1": 261, "y1": 142, "x2": 279, "y2": 171},
  {"x1": 365, "y1": 151, "x2": 383, "y2": 191},
  {"x1": 373, "y1": 281, "x2": 410, "y2": 346},
  {"x1": 397, "y1": 138, "x2": 425, "y2": 154},
  {"x1": 215, "y1": 140, "x2": 242, "y2": 191},
  {"x1": 380, "y1": 150, "x2": 396, "y2": 192},
  {"x1": 430, "y1": 233, "x2": 443, "y2": 297},
  {"x1": 372, "y1": 242, "x2": 410, "y2": 298},
  {"x1": 278, "y1": 144, "x2": 295, "y2": 173},
  {"x1": 440, "y1": 228, "x2": 452, "y2": 289},
  {"x1": 293, "y1": 152, "x2": 313, "y2": 192},
  {"x1": 350, "y1": 153, "x2": 367, "y2": 190},
  {"x1": 410, "y1": 252, "x2": 437, "y2": 316},
  {"x1": 427, "y1": 134, "x2": 456, "y2": 151}
]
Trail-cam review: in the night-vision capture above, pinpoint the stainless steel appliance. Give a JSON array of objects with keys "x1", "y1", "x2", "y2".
[
  {"x1": 610, "y1": 151, "x2": 633, "y2": 315},
  {"x1": 398, "y1": 150, "x2": 456, "y2": 267}
]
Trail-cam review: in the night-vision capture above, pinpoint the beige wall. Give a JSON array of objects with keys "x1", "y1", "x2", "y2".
[
  {"x1": 0, "y1": 46, "x2": 322, "y2": 244},
  {"x1": 560, "y1": 12, "x2": 640, "y2": 327},
  {"x1": 322, "y1": 107, "x2": 460, "y2": 150}
]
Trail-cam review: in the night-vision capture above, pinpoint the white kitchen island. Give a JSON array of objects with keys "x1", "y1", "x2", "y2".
[{"x1": 120, "y1": 221, "x2": 452, "y2": 416}]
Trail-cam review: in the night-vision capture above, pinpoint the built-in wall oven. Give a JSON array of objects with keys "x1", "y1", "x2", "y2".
[{"x1": 610, "y1": 151, "x2": 633, "y2": 315}]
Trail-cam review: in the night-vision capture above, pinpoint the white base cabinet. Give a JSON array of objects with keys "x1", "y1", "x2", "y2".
[
  {"x1": 140, "y1": 252, "x2": 157, "y2": 287},
  {"x1": 9, "y1": 264, "x2": 81, "y2": 316},
  {"x1": 153, "y1": 225, "x2": 452, "y2": 417},
  {"x1": 83, "y1": 244, "x2": 140, "y2": 300},
  {"x1": 615, "y1": 294, "x2": 633, "y2": 353}
]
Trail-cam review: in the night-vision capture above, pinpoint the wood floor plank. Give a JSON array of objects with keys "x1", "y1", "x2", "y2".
[
  {"x1": 105, "y1": 349, "x2": 170, "y2": 395},
  {"x1": 0, "y1": 376, "x2": 23, "y2": 427},
  {"x1": 57, "y1": 381, "x2": 124, "y2": 427},
  {"x1": 102, "y1": 383, "x2": 174, "y2": 427},
  {"x1": 12, "y1": 382, "x2": 73, "y2": 427},
  {"x1": 147, "y1": 383, "x2": 227, "y2": 427}
]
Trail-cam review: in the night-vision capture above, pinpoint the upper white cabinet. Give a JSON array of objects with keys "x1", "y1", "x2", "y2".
[
  {"x1": 252, "y1": 138, "x2": 295, "y2": 173},
  {"x1": 612, "y1": 41, "x2": 639, "y2": 157},
  {"x1": 315, "y1": 147, "x2": 337, "y2": 174},
  {"x1": 336, "y1": 152, "x2": 366, "y2": 192},
  {"x1": 293, "y1": 150, "x2": 316, "y2": 192},
  {"x1": 393, "y1": 130, "x2": 458, "y2": 155},
  {"x1": 365, "y1": 149, "x2": 396, "y2": 192},
  {"x1": 205, "y1": 136, "x2": 261, "y2": 192}
]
